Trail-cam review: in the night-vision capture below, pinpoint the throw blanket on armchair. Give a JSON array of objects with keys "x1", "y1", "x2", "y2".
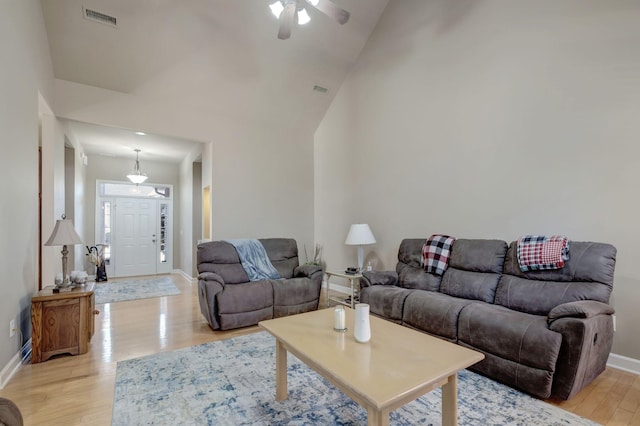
[{"x1": 225, "y1": 239, "x2": 281, "y2": 281}]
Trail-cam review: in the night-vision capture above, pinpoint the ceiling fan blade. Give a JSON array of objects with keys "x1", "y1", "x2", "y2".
[
  {"x1": 307, "y1": 0, "x2": 350, "y2": 25},
  {"x1": 278, "y1": 2, "x2": 297, "y2": 40}
]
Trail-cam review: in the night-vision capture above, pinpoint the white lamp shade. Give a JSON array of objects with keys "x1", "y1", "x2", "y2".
[
  {"x1": 45, "y1": 219, "x2": 82, "y2": 246},
  {"x1": 344, "y1": 224, "x2": 376, "y2": 245}
]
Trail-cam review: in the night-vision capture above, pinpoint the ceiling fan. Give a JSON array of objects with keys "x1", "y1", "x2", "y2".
[{"x1": 269, "y1": 0, "x2": 350, "y2": 40}]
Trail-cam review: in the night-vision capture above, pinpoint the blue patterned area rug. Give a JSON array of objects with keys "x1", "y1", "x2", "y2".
[
  {"x1": 112, "y1": 332, "x2": 596, "y2": 426},
  {"x1": 95, "y1": 277, "x2": 180, "y2": 304}
]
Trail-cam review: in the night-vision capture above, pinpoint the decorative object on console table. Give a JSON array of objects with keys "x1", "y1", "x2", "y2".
[
  {"x1": 31, "y1": 282, "x2": 96, "y2": 363},
  {"x1": 344, "y1": 223, "x2": 376, "y2": 272},
  {"x1": 44, "y1": 214, "x2": 82, "y2": 291},
  {"x1": 86, "y1": 244, "x2": 108, "y2": 282}
]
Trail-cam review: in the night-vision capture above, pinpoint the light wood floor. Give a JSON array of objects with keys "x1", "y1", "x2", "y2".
[{"x1": 0, "y1": 274, "x2": 638, "y2": 425}]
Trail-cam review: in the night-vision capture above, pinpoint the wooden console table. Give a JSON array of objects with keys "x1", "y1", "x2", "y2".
[{"x1": 31, "y1": 283, "x2": 96, "y2": 363}]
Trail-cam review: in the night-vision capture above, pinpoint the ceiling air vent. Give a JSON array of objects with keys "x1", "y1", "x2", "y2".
[
  {"x1": 83, "y1": 6, "x2": 117, "y2": 28},
  {"x1": 313, "y1": 85, "x2": 329, "y2": 94}
]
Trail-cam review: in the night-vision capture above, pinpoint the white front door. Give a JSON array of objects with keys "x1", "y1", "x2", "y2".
[{"x1": 114, "y1": 198, "x2": 158, "y2": 277}]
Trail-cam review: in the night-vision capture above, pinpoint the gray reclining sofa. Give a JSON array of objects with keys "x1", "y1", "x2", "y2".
[
  {"x1": 197, "y1": 238, "x2": 323, "y2": 330},
  {"x1": 361, "y1": 238, "x2": 616, "y2": 400}
]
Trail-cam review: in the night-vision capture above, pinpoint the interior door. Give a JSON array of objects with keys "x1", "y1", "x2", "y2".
[{"x1": 114, "y1": 198, "x2": 157, "y2": 277}]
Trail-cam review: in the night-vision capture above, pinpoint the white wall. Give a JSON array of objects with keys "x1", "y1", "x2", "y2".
[
  {"x1": 54, "y1": 81, "x2": 316, "y2": 268},
  {"x1": 315, "y1": 0, "x2": 640, "y2": 359},
  {"x1": 209, "y1": 126, "x2": 314, "y2": 250},
  {"x1": 0, "y1": 0, "x2": 54, "y2": 383},
  {"x1": 61, "y1": 125, "x2": 89, "y2": 271},
  {"x1": 40, "y1": 112, "x2": 67, "y2": 285},
  {"x1": 178, "y1": 144, "x2": 204, "y2": 278}
]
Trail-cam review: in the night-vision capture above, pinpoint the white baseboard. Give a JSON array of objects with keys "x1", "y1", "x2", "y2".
[
  {"x1": 0, "y1": 338, "x2": 32, "y2": 389},
  {"x1": 608, "y1": 353, "x2": 640, "y2": 375},
  {"x1": 173, "y1": 269, "x2": 196, "y2": 283}
]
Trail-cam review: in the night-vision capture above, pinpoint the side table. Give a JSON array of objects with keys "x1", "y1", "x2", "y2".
[
  {"x1": 31, "y1": 282, "x2": 96, "y2": 363},
  {"x1": 325, "y1": 271, "x2": 362, "y2": 309}
]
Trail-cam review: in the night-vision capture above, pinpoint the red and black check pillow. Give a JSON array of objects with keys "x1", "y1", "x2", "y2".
[
  {"x1": 422, "y1": 234, "x2": 456, "y2": 276},
  {"x1": 517, "y1": 235, "x2": 570, "y2": 272}
]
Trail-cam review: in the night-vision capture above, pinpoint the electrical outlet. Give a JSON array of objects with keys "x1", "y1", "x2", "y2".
[
  {"x1": 612, "y1": 314, "x2": 617, "y2": 333},
  {"x1": 9, "y1": 319, "x2": 16, "y2": 337}
]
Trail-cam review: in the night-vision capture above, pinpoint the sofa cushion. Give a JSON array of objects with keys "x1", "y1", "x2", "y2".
[
  {"x1": 396, "y1": 239, "x2": 441, "y2": 291},
  {"x1": 403, "y1": 291, "x2": 477, "y2": 342},
  {"x1": 215, "y1": 280, "x2": 274, "y2": 330},
  {"x1": 458, "y1": 303, "x2": 562, "y2": 374},
  {"x1": 495, "y1": 241, "x2": 616, "y2": 315},
  {"x1": 439, "y1": 239, "x2": 508, "y2": 303},
  {"x1": 261, "y1": 238, "x2": 299, "y2": 279},
  {"x1": 460, "y1": 345, "x2": 556, "y2": 399},
  {"x1": 216, "y1": 280, "x2": 273, "y2": 314},
  {"x1": 397, "y1": 265, "x2": 441, "y2": 291},
  {"x1": 197, "y1": 241, "x2": 250, "y2": 284},
  {"x1": 272, "y1": 277, "x2": 321, "y2": 318},
  {"x1": 197, "y1": 238, "x2": 300, "y2": 283},
  {"x1": 360, "y1": 286, "x2": 412, "y2": 323}
]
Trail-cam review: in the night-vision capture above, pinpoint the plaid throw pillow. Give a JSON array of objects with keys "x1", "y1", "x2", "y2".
[
  {"x1": 517, "y1": 235, "x2": 570, "y2": 272},
  {"x1": 422, "y1": 234, "x2": 456, "y2": 276}
]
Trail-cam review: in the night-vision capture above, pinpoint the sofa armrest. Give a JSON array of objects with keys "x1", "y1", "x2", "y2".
[
  {"x1": 198, "y1": 271, "x2": 225, "y2": 286},
  {"x1": 547, "y1": 301, "x2": 615, "y2": 399},
  {"x1": 294, "y1": 264, "x2": 323, "y2": 279},
  {"x1": 361, "y1": 271, "x2": 399, "y2": 288},
  {"x1": 548, "y1": 300, "x2": 614, "y2": 324},
  {"x1": 197, "y1": 273, "x2": 225, "y2": 329}
]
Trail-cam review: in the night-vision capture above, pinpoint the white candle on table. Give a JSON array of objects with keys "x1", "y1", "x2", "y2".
[{"x1": 334, "y1": 306, "x2": 346, "y2": 330}]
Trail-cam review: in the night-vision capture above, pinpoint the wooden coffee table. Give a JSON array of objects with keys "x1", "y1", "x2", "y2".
[{"x1": 259, "y1": 308, "x2": 484, "y2": 426}]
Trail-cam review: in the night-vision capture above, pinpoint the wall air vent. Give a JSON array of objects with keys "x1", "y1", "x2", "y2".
[
  {"x1": 313, "y1": 85, "x2": 329, "y2": 94},
  {"x1": 83, "y1": 6, "x2": 118, "y2": 28}
]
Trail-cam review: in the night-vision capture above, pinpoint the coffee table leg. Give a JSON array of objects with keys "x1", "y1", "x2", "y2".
[
  {"x1": 442, "y1": 373, "x2": 458, "y2": 426},
  {"x1": 276, "y1": 340, "x2": 288, "y2": 401},
  {"x1": 367, "y1": 407, "x2": 389, "y2": 426}
]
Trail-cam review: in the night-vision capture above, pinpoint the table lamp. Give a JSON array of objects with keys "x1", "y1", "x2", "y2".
[
  {"x1": 344, "y1": 223, "x2": 376, "y2": 272},
  {"x1": 45, "y1": 214, "x2": 82, "y2": 288}
]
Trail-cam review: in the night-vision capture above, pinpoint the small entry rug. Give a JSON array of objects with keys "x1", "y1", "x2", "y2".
[
  {"x1": 95, "y1": 277, "x2": 180, "y2": 304},
  {"x1": 112, "y1": 332, "x2": 597, "y2": 425}
]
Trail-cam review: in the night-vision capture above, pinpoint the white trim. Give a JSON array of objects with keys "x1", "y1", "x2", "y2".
[
  {"x1": 0, "y1": 339, "x2": 32, "y2": 389},
  {"x1": 173, "y1": 269, "x2": 195, "y2": 283},
  {"x1": 607, "y1": 353, "x2": 640, "y2": 375}
]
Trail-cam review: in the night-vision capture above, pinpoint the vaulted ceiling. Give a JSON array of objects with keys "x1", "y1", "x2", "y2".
[{"x1": 41, "y1": 0, "x2": 389, "y2": 162}]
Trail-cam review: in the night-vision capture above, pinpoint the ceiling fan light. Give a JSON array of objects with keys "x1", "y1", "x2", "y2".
[
  {"x1": 269, "y1": 1, "x2": 284, "y2": 18},
  {"x1": 297, "y1": 8, "x2": 311, "y2": 25}
]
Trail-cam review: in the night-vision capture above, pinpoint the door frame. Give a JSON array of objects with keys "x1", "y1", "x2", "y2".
[{"x1": 95, "y1": 180, "x2": 174, "y2": 278}]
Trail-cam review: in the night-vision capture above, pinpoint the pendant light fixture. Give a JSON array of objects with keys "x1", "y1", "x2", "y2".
[{"x1": 127, "y1": 149, "x2": 148, "y2": 184}]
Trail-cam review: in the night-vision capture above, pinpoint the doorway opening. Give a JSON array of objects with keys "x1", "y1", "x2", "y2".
[{"x1": 95, "y1": 180, "x2": 173, "y2": 278}]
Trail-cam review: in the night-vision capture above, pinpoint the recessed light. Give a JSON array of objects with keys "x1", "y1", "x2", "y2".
[{"x1": 135, "y1": 131, "x2": 146, "y2": 136}]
